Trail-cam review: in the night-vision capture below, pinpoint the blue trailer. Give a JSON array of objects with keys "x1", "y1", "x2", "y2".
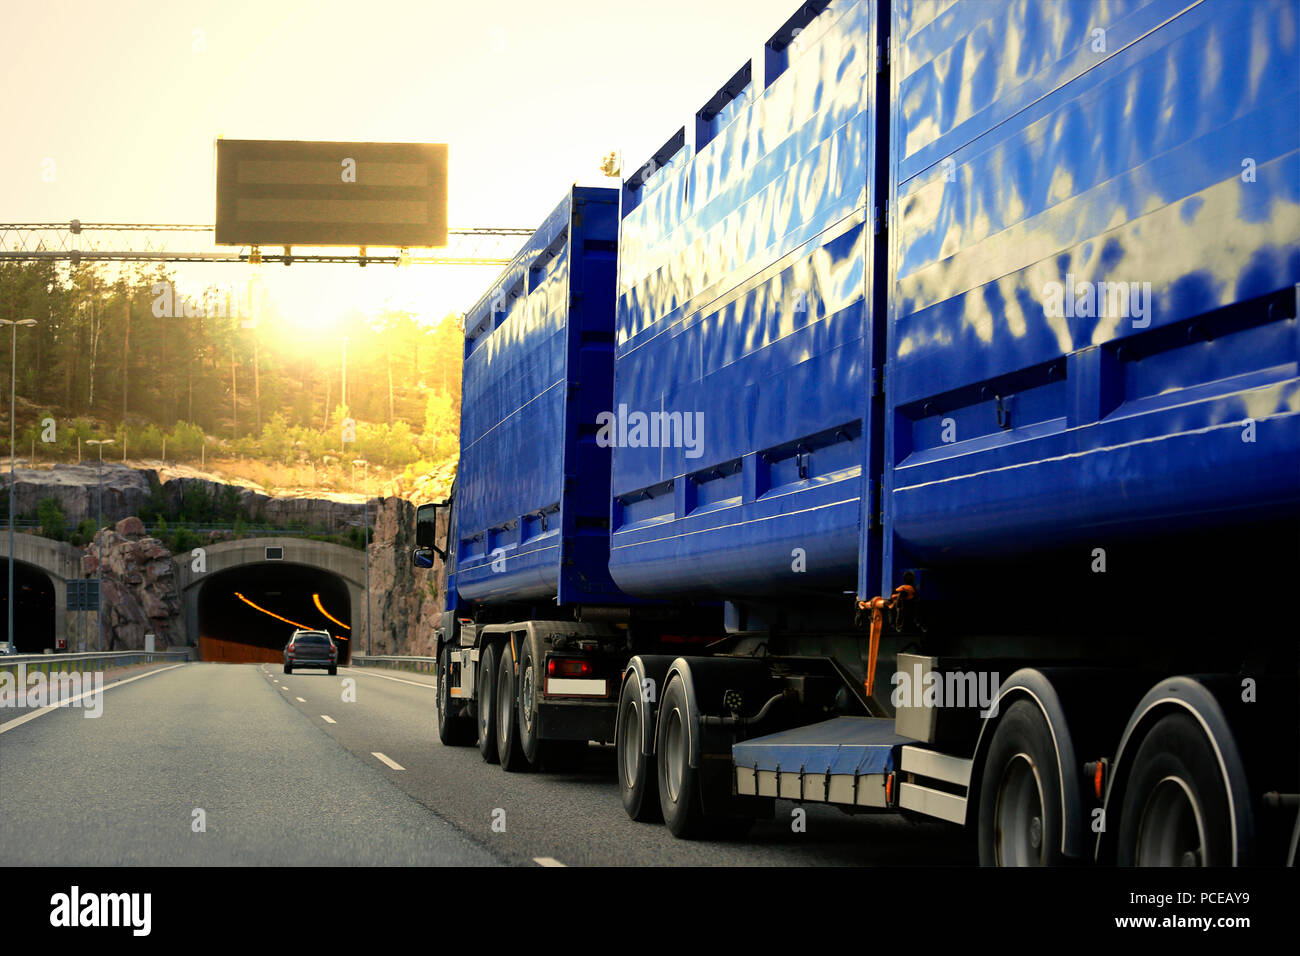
[
  {"x1": 417, "y1": 0, "x2": 1300, "y2": 863},
  {"x1": 426, "y1": 185, "x2": 638, "y2": 769}
]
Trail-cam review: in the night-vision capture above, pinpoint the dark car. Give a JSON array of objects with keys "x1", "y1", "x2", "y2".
[{"x1": 284, "y1": 630, "x2": 337, "y2": 675}]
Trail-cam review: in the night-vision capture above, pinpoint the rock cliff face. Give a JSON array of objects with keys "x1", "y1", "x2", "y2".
[
  {"x1": 5, "y1": 463, "x2": 153, "y2": 528},
  {"x1": 2, "y1": 462, "x2": 368, "y2": 531},
  {"x1": 82, "y1": 517, "x2": 184, "y2": 650},
  {"x1": 364, "y1": 497, "x2": 448, "y2": 657}
]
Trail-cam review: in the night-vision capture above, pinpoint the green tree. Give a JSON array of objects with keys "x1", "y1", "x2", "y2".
[
  {"x1": 180, "y1": 483, "x2": 213, "y2": 523},
  {"x1": 37, "y1": 496, "x2": 67, "y2": 541}
]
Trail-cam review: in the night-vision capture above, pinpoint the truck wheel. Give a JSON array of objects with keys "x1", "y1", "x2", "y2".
[
  {"x1": 978, "y1": 700, "x2": 1067, "y2": 866},
  {"x1": 283, "y1": 664, "x2": 291, "y2": 674},
  {"x1": 1115, "y1": 712, "x2": 1232, "y2": 866},
  {"x1": 327, "y1": 666, "x2": 337, "y2": 676},
  {"x1": 477, "y1": 643, "x2": 500, "y2": 764},
  {"x1": 656, "y1": 674, "x2": 709, "y2": 838},
  {"x1": 496, "y1": 641, "x2": 531, "y2": 772},
  {"x1": 616, "y1": 673, "x2": 661, "y2": 821},
  {"x1": 517, "y1": 639, "x2": 546, "y2": 769},
  {"x1": 436, "y1": 644, "x2": 474, "y2": 746}
]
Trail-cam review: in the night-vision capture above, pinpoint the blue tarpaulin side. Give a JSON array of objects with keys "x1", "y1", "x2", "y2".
[{"x1": 732, "y1": 716, "x2": 914, "y2": 776}]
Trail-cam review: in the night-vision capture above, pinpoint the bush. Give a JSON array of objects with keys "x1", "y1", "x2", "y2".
[
  {"x1": 173, "y1": 527, "x2": 198, "y2": 553},
  {"x1": 166, "y1": 421, "x2": 205, "y2": 460},
  {"x1": 37, "y1": 497, "x2": 67, "y2": 541}
]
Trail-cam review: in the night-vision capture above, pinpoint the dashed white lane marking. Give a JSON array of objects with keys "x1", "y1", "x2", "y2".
[
  {"x1": 344, "y1": 668, "x2": 436, "y2": 690},
  {"x1": 533, "y1": 857, "x2": 566, "y2": 867},
  {"x1": 320, "y1": 715, "x2": 337, "y2": 724},
  {"x1": 372, "y1": 752, "x2": 405, "y2": 770},
  {"x1": 0, "y1": 663, "x2": 187, "y2": 735},
  {"x1": 296, "y1": 697, "x2": 306, "y2": 702}
]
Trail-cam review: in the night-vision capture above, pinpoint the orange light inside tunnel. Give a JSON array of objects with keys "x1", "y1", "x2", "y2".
[
  {"x1": 233, "y1": 591, "x2": 311, "y2": 630},
  {"x1": 313, "y1": 593, "x2": 351, "y2": 634}
]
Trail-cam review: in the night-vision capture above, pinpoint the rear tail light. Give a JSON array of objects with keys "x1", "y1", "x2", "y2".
[{"x1": 546, "y1": 658, "x2": 593, "y2": 678}]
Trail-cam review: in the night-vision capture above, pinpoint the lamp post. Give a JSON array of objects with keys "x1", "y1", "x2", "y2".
[
  {"x1": 352, "y1": 458, "x2": 370, "y2": 655},
  {"x1": 2, "y1": 318, "x2": 37, "y2": 652},
  {"x1": 85, "y1": 438, "x2": 115, "y2": 650}
]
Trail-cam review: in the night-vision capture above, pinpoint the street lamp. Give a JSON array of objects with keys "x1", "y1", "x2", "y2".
[
  {"x1": 2, "y1": 318, "x2": 37, "y2": 653},
  {"x1": 85, "y1": 438, "x2": 115, "y2": 651},
  {"x1": 352, "y1": 458, "x2": 370, "y2": 656}
]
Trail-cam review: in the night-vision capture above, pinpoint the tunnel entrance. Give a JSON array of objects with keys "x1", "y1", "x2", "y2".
[
  {"x1": 196, "y1": 563, "x2": 352, "y2": 664},
  {"x1": 0, "y1": 560, "x2": 57, "y2": 651}
]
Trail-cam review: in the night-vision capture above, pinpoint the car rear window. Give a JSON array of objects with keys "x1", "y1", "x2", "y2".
[{"x1": 295, "y1": 634, "x2": 332, "y2": 644}]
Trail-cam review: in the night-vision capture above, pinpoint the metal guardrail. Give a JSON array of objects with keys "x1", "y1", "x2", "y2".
[
  {"x1": 349, "y1": 654, "x2": 437, "y2": 675},
  {"x1": 0, "y1": 649, "x2": 192, "y2": 675}
]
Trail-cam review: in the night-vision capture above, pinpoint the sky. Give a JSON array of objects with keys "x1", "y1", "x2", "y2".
[{"x1": 1, "y1": 0, "x2": 800, "y2": 327}]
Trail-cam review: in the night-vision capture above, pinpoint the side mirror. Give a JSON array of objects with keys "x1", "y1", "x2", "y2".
[
  {"x1": 412, "y1": 546, "x2": 436, "y2": 569},
  {"x1": 415, "y1": 500, "x2": 448, "y2": 560}
]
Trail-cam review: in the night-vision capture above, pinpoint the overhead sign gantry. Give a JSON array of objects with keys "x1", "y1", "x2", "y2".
[{"x1": 214, "y1": 139, "x2": 448, "y2": 250}]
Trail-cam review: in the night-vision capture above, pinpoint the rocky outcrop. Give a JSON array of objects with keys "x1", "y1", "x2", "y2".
[
  {"x1": 2, "y1": 462, "x2": 367, "y2": 531},
  {"x1": 81, "y1": 517, "x2": 184, "y2": 650},
  {"x1": 2, "y1": 462, "x2": 153, "y2": 528},
  {"x1": 366, "y1": 497, "x2": 448, "y2": 657}
]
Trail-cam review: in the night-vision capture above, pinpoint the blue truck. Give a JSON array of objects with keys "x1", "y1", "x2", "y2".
[{"x1": 415, "y1": 0, "x2": 1300, "y2": 864}]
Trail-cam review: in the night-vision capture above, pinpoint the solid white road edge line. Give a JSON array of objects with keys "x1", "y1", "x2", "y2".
[
  {"x1": 0, "y1": 663, "x2": 187, "y2": 735},
  {"x1": 343, "y1": 667, "x2": 436, "y2": 689}
]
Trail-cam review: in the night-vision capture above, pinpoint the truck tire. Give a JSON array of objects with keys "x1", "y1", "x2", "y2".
[
  {"x1": 616, "y1": 673, "x2": 661, "y2": 821},
  {"x1": 436, "y1": 645, "x2": 474, "y2": 746},
  {"x1": 978, "y1": 700, "x2": 1067, "y2": 866},
  {"x1": 477, "y1": 643, "x2": 500, "y2": 764},
  {"x1": 283, "y1": 664, "x2": 291, "y2": 674},
  {"x1": 517, "y1": 639, "x2": 546, "y2": 769},
  {"x1": 327, "y1": 666, "x2": 337, "y2": 676},
  {"x1": 496, "y1": 641, "x2": 531, "y2": 772},
  {"x1": 656, "y1": 674, "x2": 709, "y2": 838},
  {"x1": 1115, "y1": 712, "x2": 1233, "y2": 866}
]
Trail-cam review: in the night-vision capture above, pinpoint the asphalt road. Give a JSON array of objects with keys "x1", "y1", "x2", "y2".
[
  {"x1": 0, "y1": 662, "x2": 495, "y2": 866},
  {"x1": 0, "y1": 661, "x2": 973, "y2": 866}
]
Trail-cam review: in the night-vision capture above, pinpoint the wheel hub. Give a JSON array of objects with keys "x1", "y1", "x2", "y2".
[
  {"x1": 663, "y1": 708, "x2": 685, "y2": 803},
  {"x1": 994, "y1": 752, "x2": 1046, "y2": 866},
  {"x1": 521, "y1": 664, "x2": 534, "y2": 733},
  {"x1": 1136, "y1": 776, "x2": 1205, "y2": 867},
  {"x1": 620, "y1": 696, "x2": 640, "y2": 790}
]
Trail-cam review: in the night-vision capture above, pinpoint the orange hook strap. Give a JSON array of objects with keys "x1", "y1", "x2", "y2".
[{"x1": 857, "y1": 584, "x2": 915, "y2": 698}]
